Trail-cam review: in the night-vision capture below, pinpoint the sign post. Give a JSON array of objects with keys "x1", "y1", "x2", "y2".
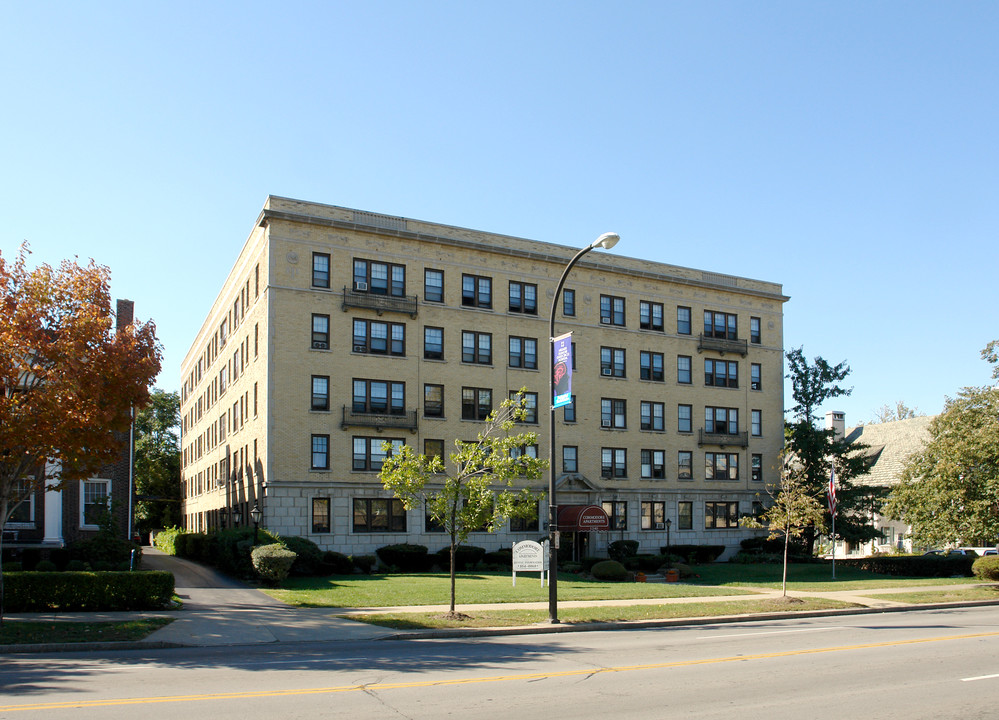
[{"x1": 512, "y1": 540, "x2": 547, "y2": 587}]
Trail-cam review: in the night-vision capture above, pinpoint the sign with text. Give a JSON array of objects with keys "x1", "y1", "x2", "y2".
[
  {"x1": 512, "y1": 540, "x2": 546, "y2": 571},
  {"x1": 552, "y1": 332, "x2": 573, "y2": 408}
]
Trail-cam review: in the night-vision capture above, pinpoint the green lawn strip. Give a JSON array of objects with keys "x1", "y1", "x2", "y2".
[
  {"x1": 265, "y1": 572, "x2": 756, "y2": 608},
  {"x1": 689, "y1": 563, "x2": 982, "y2": 591},
  {"x1": 879, "y1": 585, "x2": 999, "y2": 605},
  {"x1": 341, "y1": 597, "x2": 856, "y2": 629},
  {"x1": 0, "y1": 617, "x2": 174, "y2": 645}
]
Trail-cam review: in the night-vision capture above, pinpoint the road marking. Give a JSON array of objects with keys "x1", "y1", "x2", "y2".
[
  {"x1": 962, "y1": 673, "x2": 999, "y2": 682},
  {"x1": 3, "y1": 630, "x2": 998, "y2": 713},
  {"x1": 701, "y1": 626, "x2": 844, "y2": 639}
]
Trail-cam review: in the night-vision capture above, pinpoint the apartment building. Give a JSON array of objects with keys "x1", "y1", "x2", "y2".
[{"x1": 179, "y1": 196, "x2": 788, "y2": 559}]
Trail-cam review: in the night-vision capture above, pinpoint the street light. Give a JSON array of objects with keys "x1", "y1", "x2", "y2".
[
  {"x1": 548, "y1": 231, "x2": 621, "y2": 624},
  {"x1": 233, "y1": 506, "x2": 242, "y2": 527},
  {"x1": 665, "y1": 517, "x2": 673, "y2": 573},
  {"x1": 250, "y1": 502, "x2": 262, "y2": 545}
]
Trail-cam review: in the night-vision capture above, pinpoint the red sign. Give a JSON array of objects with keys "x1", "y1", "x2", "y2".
[{"x1": 557, "y1": 504, "x2": 610, "y2": 531}]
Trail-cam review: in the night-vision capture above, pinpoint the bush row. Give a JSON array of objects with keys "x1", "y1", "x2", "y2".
[
  {"x1": 3, "y1": 571, "x2": 175, "y2": 612},
  {"x1": 837, "y1": 554, "x2": 976, "y2": 577}
]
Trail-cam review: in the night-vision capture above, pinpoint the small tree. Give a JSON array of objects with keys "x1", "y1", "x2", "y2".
[
  {"x1": 379, "y1": 390, "x2": 547, "y2": 617},
  {"x1": 134, "y1": 389, "x2": 181, "y2": 535}
]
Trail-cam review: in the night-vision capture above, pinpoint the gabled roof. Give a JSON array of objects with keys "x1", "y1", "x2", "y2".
[{"x1": 845, "y1": 415, "x2": 935, "y2": 487}]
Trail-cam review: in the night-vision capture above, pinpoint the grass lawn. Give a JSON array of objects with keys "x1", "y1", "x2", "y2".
[
  {"x1": 690, "y1": 562, "x2": 984, "y2": 591},
  {"x1": 0, "y1": 617, "x2": 174, "y2": 645},
  {"x1": 885, "y1": 584, "x2": 999, "y2": 605}
]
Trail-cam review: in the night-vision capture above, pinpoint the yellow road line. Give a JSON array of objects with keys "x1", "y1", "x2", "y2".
[{"x1": 5, "y1": 630, "x2": 999, "y2": 712}]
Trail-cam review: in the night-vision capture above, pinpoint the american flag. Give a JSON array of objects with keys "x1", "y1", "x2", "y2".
[{"x1": 828, "y1": 465, "x2": 837, "y2": 516}]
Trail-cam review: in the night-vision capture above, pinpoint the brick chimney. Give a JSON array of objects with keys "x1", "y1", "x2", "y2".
[
  {"x1": 826, "y1": 411, "x2": 845, "y2": 440},
  {"x1": 116, "y1": 299, "x2": 134, "y2": 330}
]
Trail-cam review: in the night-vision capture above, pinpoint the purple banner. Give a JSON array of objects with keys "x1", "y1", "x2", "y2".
[{"x1": 553, "y1": 332, "x2": 573, "y2": 408}]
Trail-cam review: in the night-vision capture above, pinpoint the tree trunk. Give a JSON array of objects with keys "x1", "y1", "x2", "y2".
[{"x1": 449, "y1": 533, "x2": 457, "y2": 614}]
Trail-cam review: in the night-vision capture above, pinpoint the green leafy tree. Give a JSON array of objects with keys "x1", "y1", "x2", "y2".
[
  {"x1": 134, "y1": 389, "x2": 181, "y2": 535},
  {"x1": 380, "y1": 391, "x2": 547, "y2": 617}
]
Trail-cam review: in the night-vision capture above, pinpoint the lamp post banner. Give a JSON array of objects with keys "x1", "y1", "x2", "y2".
[{"x1": 552, "y1": 332, "x2": 573, "y2": 408}]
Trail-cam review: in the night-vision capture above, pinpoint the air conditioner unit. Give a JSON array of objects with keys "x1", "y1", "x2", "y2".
[
  {"x1": 352, "y1": 345, "x2": 366, "y2": 353},
  {"x1": 655, "y1": 522, "x2": 665, "y2": 530},
  {"x1": 312, "y1": 341, "x2": 329, "y2": 350},
  {"x1": 600, "y1": 317, "x2": 611, "y2": 324},
  {"x1": 354, "y1": 281, "x2": 368, "y2": 292},
  {"x1": 752, "y1": 382, "x2": 761, "y2": 390},
  {"x1": 601, "y1": 419, "x2": 612, "y2": 428},
  {"x1": 601, "y1": 368, "x2": 613, "y2": 376}
]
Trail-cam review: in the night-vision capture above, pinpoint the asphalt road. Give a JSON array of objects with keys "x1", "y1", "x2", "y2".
[{"x1": 2, "y1": 605, "x2": 998, "y2": 719}]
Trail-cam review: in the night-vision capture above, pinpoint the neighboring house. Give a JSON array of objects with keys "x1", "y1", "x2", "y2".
[
  {"x1": 3, "y1": 300, "x2": 138, "y2": 552},
  {"x1": 826, "y1": 411, "x2": 934, "y2": 555},
  {"x1": 179, "y1": 196, "x2": 789, "y2": 559}
]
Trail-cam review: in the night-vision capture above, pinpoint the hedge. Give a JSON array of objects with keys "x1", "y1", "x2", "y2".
[
  {"x1": 836, "y1": 555, "x2": 975, "y2": 577},
  {"x1": 434, "y1": 545, "x2": 486, "y2": 571},
  {"x1": 591, "y1": 560, "x2": 629, "y2": 581},
  {"x1": 280, "y1": 536, "x2": 325, "y2": 576},
  {"x1": 3, "y1": 571, "x2": 175, "y2": 612},
  {"x1": 251, "y1": 544, "x2": 297, "y2": 586},
  {"x1": 659, "y1": 545, "x2": 726, "y2": 564},
  {"x1": 972, "y1": 556, "x2": 999, "y2": 581},
  {"x1": 376, "y1": 543, "x2": 431, "y2": 572}
]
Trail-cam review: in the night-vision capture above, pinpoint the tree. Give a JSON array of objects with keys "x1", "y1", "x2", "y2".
[
  {"x1": 0, "y1": 244, "x2": 161, "y2": 621},
  {"x1": 872, "y1": 401, "x2": 919, "y2": 424},
  {"x1": 379, "y1": 391, "x2": 547, "y2": 617},
  {"x1": 885, "y1": 384, "x2": 999, "y2": 547},
  {"x1": 134, "y1": 389, "x2": 181, "y2": 535},
  {"x1": 982, "y1": 340, "x2": 999, "y2": 382},
  {"x1": 743, "y1": 452, "x2": 827, "y2": 595}
]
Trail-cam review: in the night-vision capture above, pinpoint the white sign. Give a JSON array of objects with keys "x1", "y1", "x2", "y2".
[{"x1": 512, "y1": 540, "x2": 545, "y2": 571}]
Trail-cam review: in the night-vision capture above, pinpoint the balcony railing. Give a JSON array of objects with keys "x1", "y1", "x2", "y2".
[
  {"x1": 341, "y1": 406, "x2": 419, "y2": 433},
  {"x1": 698, "y1": 428, "x2": 749, "y2": 448},
  {"x1": 341, "y1": 287, "x2": 419, "y2": 318},
  {"x1": 697, "y1": 334, "x2": 748, "y2": 356}
]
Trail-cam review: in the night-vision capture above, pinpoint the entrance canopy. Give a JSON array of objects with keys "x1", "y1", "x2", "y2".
[{"x1": 557, "y1": 504, "x2": 610, "y2": 531}]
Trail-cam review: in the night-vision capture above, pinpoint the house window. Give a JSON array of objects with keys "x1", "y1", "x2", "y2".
[
  {"x1": 600, "y1": 347, "x2": 626, "y2": 377},
  {"x1": 509, "y1": 337, "x2": 538, "y2": 369},
  {"x1": 677, "y1": 355, "x2": 692, "y2": 384},
  {"x1": 641, "y1": 401, "x2": 665, "y2": 431},
  {"x1": 424, "y1": 326, "x2": 444, "y2": 360},
  {"x1": 511, "y1": 391, "x2": 539, "y2": 423},
  {"x1": 352, "y1": 498, "x2": 407, "y2": 533},
  {"x1": 641, "y1": 501, "x2": 665, "y2": 530},
  {"x1": 509, "y1": 281, "x2": 538, "y2": 314},
  {"x1": 600, "y1": 295, "x2": 626, "y2": 326},
  {"x1": 751, "y1": 363, "x2": 762, "y2": 391},
  {"x1": 705, "y1": 453, "x2": 739, "y2": 481},
  {"x1": 81, "y1": 478, "x2": 111, "y2": 528},
  {"x1": 640, "y1": 351, "x2": 664, "y2": 381},
  {"x1": 352, "y1": 379, "x2": 406, "y2": 415},
  {"x1": 678, "y1": 501, "x2": 693, "y2": 529},
  {"x1": 678, "y1": 404, "x2": 692, "y2": 433},
  {"x1": 9, "y1": 478, "x2": 34, "y2": 525},
  {"x1": 678, "y1": 451, "x2": 693, "y2": 480},
  {"x1": 424, "y1": 384, "x2": 444, "y2": 418},
  {"x1": 510, "y1": 502, "x2": 540, "y2": 532},
  {"x1": 424, "y1": 438, "x2": 445, "y2": 460},
  {"x1": 312, "y1": 253, "x2": 330, "y2": 289},
  {"x1": 563, "y1": 395, "x2": 576, "y2": 423},
  {"x1": 311, "y1": 314, "x2": 330, "y2": 349},
  {"x1": 677, "y1": 306, "x2": 691, "y2": 335},
  {"x1": 752, "y1": 453, "x2": 763, "y2": 482},
  {"x1": 461, "y1": 274, "x2": 492, "y2": 308},
  {"x1": 705, "y1": 359, "x2": 739, "y2": 388},
  {"x1": 704, "y1": 310, "x2": 738, "y2": 340},
  {"x1": 311, "y1": 375, "x2": 330, "y2": 411},
  {"x1": 705, "y1": 501, "x2": 739, "y2": 529},
  {"x1": 353, "y1": 319, "x2": 405, "y2": 356},
  {"x1": 353, "y1": 437, "x2": 404, "y2": 471},
  {"x1": 641, "y1": 450, "x2": 665, "y2": 479},
  {"x1": 750, "y1": 317, "x2": 761, "y2": 344},
  {"x1": 462, "y1": 331, "x2": 492, "y2": 365},
  {"x1": 354, "y1": 259, "x2": 405, "y2": 296},
  {"x1": 601, "y1": 448, "x2": 627, "y2": 478},
  {"x1": 461, "y1": 387, "x2": 492, "y2": 421},
  {"x1": 425, "y1": 269, "x2": 444, "y2": 303},
  {"x1": 563, "y1": 288, "x2": 575, "y2": 316},
  {"x1": 311, "y1": 435, "x2": 329, "y2": 470},
  {"x1": 640, "y1": 301, "x2": 664, "y2": 331},
  {"x1": 602, "y1": 500, "x2": 627, "y2": 530},
  {"x1": 705, "y1": 407, "x2": 739, "y2": 435},
  {"x1": 752, "y1": 410, "x2": 762, "y2": 437},
  {"x1": 601, "y1": 398, "x2": 627, "y2": 429},
  {"x1": 563, "y1": 446, "x2": 578, "y2": 472},
  {"x1": 312, "y1": 498, "x2": 331, "y2": 533}
]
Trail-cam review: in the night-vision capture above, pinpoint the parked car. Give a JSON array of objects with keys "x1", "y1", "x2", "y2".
[{"x1": 960, "y1": 547, "x2": 998, "y2": 556}]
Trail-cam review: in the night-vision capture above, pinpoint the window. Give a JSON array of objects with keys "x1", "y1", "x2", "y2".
[
  {"x1": 510, "y1": 444, "x2": 538, "y2": 459},
  {"x1": 424, "y1": 438, "x2": 445, "y2": 461},
  {"x1": 600, "y1": 295, "x2": 626, "y2": 326},
  {"x1": 563, "y1": 395, "x2": 576, "y2": 423},
  {"x1": 509, "y1": 281, "x2": 538, "y2": 314},
  {"x1": 677, "y1": 356, "x2": 692, "y2": 384},
  {"x1": 751, "y1": 363, "x2": 762, "y2": 391},
  {"x1": 678, "y1": 451, "x2": 693, "y2": 480},
  {"x1": 640, "y1": 301, "x2": 664, "y2": 331},
  {"x1": 563, "y1": 446, "x2": 578, "y2": 472},
  {"x1": 752, "y1": 410, "x2": 762, "y2": 437},
  {"x1": 353, "y1": 437, "x2": 404, "y2": 471},
  {"x1": 640, "y1": 351, "x2": 664, "y2": 382},
  {"x1": 354, "y1": 258, "x2": 405, "y2": 296},
  {"x1": 311, "y1": 375, "x2": 330, "y2": 411},
  {"x1": 511, "y1": 391, "x2": 539, "y2": 423},
  {"x1": 704, "y1": 310, "x2": 738, "y2": 340},
  {"x1": 353, "y1": 498, "x2": 407, "y2": 533},
  {"x1": 425, "y1": 269, "x2": 444, "y2": 303},
  {"x1": 311, "y1": 314, "x2": 330, "y2": 349},
  {"x1": 353, "y1": 319, "x2": 405, "y2": 356},
  {"x1": 641, "y1": 501, "x2": 665, "y2": 530},
  {"x1": 311, "y1": 435, "x2": 329, "y2": 470},
  {"x1": 601, "y1": 398, "x2": 627, "y2": 429},
  {"x1": 677, "y1": 306, "x2": 691, "y2": 335},
  {"x1": 462, "y1": 274, "x2": 492, "y2": 308},
  {"x1": 8, "y1": 479, "x2": 33, "y2": 525},
  {"x1": 353, "y1": 379, "x2": 406, "y2": 415},
  {"x1": 601, "y1": 447, "x2": 627, "y2": 478},
  {"x1": 641, "y1": 401, "x2": 665, "y2": 431},
  {"x1": 510, "y1": 502, "x2": 540, "y2": 532},
  {"x1": 678, "y1": 501, "x2": 693, "y2": 529},
  {"x1": 705, "y1": 359, "x2": 739, "y2": 388},
  {"x1": 705, "y1": 501, "x2": 739, "y2": 529},
  {"x1": 705, "y1": 407, "x2": 739, "y2": 435},
  {"x1": 563, "y1": 288, "x2": 575, "y2": 316},
  {"x1": 81, "y1": 478, "x2": 110, "y2": 528},
  {"x1": 425, "y1": 506, "x2": 446, "y2": 533},
  {"x1": 461, "y1": 387, "x2": 492, "y2": 421},
  {"x1": 462, "y1": 331, "x2": 492, "y2": 364},
  {"x1": 509, "y1": 336, "x2": 538, "y2": 369},
  {"x1": 752, "y1": 453, "x2": 763, "y2": 482},
  {"x1": 602, "y1": 500, "x2": 627, "y2": 530},
  {"x1": 678, "y1": 404, "x2": 692, "y2": 433},
  {"x1": 641, "y1": 450, "x2": 665, "y2": 479},
  {"x1": 600, "y1": 347, "x2": 626, "y2": 377},
  {"x1": 706, "y1": 453, "x2": 739, "y2": 481},
  {"x1": 312, "y1": 253, "x2": 330, "y2": 288},
  {"x1": 750, "y1": 317, "x2": 761, "y2": 344},
  {"x1": 312, "y1": 498, "x2": 331, "y2": 533},
  {"x1": 424, "y1": 384, "x2": 444, "y2": 418},
  {"x1": 424, "y1": 326, "x2": 444, "y2": 360}
]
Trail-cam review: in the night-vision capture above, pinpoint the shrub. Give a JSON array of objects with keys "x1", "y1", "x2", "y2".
[
  {"x1": 65, "y1": 559, "x2": 87, "y2": 571},
  {"x1": 281, "y1": 536, "x2": 325, "y2": 576},
  {"x1": 972, "y1": 556, "x2": 999, "y2": 581},
  {"x1": 3, "y1": 562, "x2": 23, "y2": 572},
  {"x1": 561, "y1": 561, "x2": 583, "y2": 574},
  {"x1": 591, "y1": 559, "x2": 629, "y2": 581},
  {"x1": 211, "y1": 527, "x2": 279, "y2": 578},
  {"x1": 34, "y1": 560, "x2": 59, "y2": 572},
  {"x1": 320, "y1": 551, "x2": 354, "y2": 575},
  {"x1": 251, "y1": 544, "x2": 297, "y2": 585},
  {"x1": 435, "y1": 545, "x2": 487, "y2": 571},
  {"x1": 352, "y1": 554, "x2": 377, "y2": 574},
  {"x1": 660, "y1": 544, "x2": 726, "y2": 564},
  {"x1": 376, "y1": 543, "x2": 430, "y2": 573},
  {"x1": 3, "y1": 571, "x2": 174, "y2": 611},
  {"x1": 607, "y1": 540, "x2": 640, "y2": 562},
  {"x1": 837, "y1": 554, "x2": 974, "y2": 577},
  {"x1": 483, "y1": 548, "x2": 513, "y2": 569},
  {"x1": 581, "y1": 555, "x2": 605, "y2": 573},
  {"x1": 154, "y1": 527, "x2": 183, "y2": 555}
]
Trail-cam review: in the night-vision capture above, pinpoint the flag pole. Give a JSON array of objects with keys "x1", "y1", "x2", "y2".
[{"x1": 829, "y1": 462, "x2": 837, "y2": 580}]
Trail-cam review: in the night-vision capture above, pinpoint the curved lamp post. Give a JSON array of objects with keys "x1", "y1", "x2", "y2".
[{"x1": 548, "y1": 231, "x2": 620, "y2": 623}]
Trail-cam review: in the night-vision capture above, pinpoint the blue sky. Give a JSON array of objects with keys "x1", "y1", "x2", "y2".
[{"x1": 3, "y1": 2, "x2": 996, "y2": 426}]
